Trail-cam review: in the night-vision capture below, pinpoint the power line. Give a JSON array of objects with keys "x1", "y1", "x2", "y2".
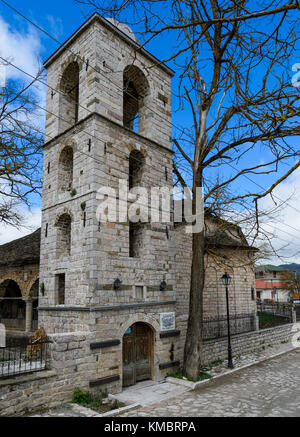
[
  {"x1": 226, "y1": 161, "x2": 300, "y2": 219},
  {"x1": 228, "y1": 208, "x2": 300, "y2": 249},
  {"x1": 0, "y1": 0, "x2": 185, "y2": 137},
  {"x1": 2, "y1": 0, "x2": 300, "y2": 236},
  {"x1": 3, "y1": 0, "x2": 300, "y2": 215},
  {"x1": 4, "y1": 52, "x2": 300, "y2": 246},
  {"x1": 1, "y1": 56, "x2": 178, "y2": 183}
]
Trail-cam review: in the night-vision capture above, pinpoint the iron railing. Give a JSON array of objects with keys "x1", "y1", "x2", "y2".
[
  {"x1": 256, "y1": 301, "x2": 293, "y2": 321},
  {"x1": 202, "y1": 313, "x2": 255, "y2": 341},
  {"x1": 0, "y1": 336, "x2": 50, "y2": 378}
]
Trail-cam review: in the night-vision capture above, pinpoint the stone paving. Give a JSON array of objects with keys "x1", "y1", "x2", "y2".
[
  {"x1": 121, "y1": 349, "x2": 300, "y2": 417},
  {"x1": 109, "y1": 379, "x2": 190, "y2": 407}
]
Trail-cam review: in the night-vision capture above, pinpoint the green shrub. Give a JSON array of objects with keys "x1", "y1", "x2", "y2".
[
  {"x1": 207, "y1": 359, "x2": 223, "y2": 369},
  {"x1": 72, "y1": 388, "x2": 91, "y2": 405},
  {"x1": 167, "y1": 370, "x2": 212, "y2": 382}
]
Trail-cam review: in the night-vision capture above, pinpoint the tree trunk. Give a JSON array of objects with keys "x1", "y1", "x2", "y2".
[
  {"x1": 183, "y1": 167, "x2": 205, "y2": 380},
  {"x1": 182, "y1": 229, "x2": 205, "y2": 379}
]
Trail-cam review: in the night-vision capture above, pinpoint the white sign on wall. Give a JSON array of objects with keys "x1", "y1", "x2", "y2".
[{"x1": 160, "y1": 312, "x2": 175, "y2": 331}]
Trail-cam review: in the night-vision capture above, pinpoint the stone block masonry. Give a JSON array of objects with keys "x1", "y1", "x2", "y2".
[
  {"x1": 0, "y1": 324, "x2": 294, "y2": 416},
  {"x1": 201, "y1": 323, "x2": 294, "y2": 365},
  {"x1": 0, "y1": 332, "x2": 94, "y2": 416},
  {"x1": 28, "y1": 12, "x2": 260, "y2": 411}
]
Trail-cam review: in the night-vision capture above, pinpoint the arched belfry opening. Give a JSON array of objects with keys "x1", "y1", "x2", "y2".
[
  {"x1": 59, "y1": 62, "x2": 80, "y2": 131},
  {"x1": 123, "y1": 65, "x2": 150, "y2": 134},
  {"x1": 55, "y1": 213, "x2": 72, "y2": 258},
  {"x1": 0, "y1": 280, "x2": 25, "y2": 329},
  {"x1": 58, "y1": 146, "x2": 74, "y2": 192}
]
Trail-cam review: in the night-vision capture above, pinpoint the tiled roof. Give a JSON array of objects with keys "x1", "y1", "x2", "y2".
[
  {"x1": 255, "y1": 280, "x2": 286, "y2": 289},
  {"x1": 0, "y1": 229, "x2": 41, "y2": 267},
  {"x1": 255, "y1": 264, "x2": 286, "y2": 272}
]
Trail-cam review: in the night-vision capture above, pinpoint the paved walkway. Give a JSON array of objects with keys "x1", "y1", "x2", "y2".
[
  {"x1": 120, "y1": 349, "x2": 300, "y2": 417},
  {"x1": 110, "y1": 380, "x2": 189, "y2": 407}
]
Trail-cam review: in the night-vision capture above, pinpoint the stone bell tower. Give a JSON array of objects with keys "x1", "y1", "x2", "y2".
[{"x1": 38, "y1": 13, "x2": 181, "y2": 393}]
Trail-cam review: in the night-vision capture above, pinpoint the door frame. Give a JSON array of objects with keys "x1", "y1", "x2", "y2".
[{"x1": 122, "y1": 321, "x2": 155, "y2": 388}]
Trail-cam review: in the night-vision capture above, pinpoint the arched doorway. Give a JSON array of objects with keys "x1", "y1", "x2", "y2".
[
  {"x1": 122, "y1": 322, "x2": 154, "y2": 388},
  {"x1": 0, "y1": 280, "x2": 25, "y2": 330}
]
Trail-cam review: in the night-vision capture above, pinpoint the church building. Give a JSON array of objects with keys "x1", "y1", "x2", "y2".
[{"x1": 0, "y1": 13, "x2": 257, "y2": 396}]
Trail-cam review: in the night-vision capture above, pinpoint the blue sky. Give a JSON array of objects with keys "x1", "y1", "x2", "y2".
[{"x1": 0, "y1": 0, "x2": 300, "y2": 263}]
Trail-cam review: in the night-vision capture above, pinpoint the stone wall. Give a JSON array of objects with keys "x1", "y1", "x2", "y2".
[
  {"x1": 0, "y1": 326, "x2": 178, "y2": 416},
  {"x1": 45, "y1": 16, "x2": 173, "y2": 150},
  {"x1": 40, "y1": 113, "x2": 174, "y2": 313},
  {"x1": 0, "y1": 332, "x2": 91, "y2": 416},
  {"x1": 174, "y1": 223, "x2": 257, "y2": 360},
  {"x1": 0, "y1": 323, "x2": 294, "y2": 416},
  {"x1": 202, "y1": 323, "x2": 294, "y2": 365}
]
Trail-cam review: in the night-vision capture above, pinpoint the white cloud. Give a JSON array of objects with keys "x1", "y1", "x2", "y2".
[
  {"x1": 46, "y1": 15, "x2": 63, "y2": 40},
  {"x1": 0, "y1": 207, "x2": 41, "y2": 245},
  {"x1": 258, "y1": 167, "x2": 300, "y2": 265},
  {"x1": 0, "y1": 15, "x2": 43, "y2": 81},
  {"x1": 0, "y1": 14, "x2": 46, "y2": 117},
  {"x1": 0, "y1": 15, "x2": 44, "y2": 245}
]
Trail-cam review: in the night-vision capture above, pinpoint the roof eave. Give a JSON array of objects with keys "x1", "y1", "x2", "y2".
[{"x1": 43, "y1": 12, "x2": 175, "y2": 77}]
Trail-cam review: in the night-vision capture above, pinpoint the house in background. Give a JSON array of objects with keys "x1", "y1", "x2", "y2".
[{"x1": 255, "y1": 265, "x2": 291, "y2": 303}]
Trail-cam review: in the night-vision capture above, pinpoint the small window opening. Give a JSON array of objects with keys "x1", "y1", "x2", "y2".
[
  {"x1": 129, "y1": 150, "x2": 145, "y2": 190},
  {"x1": 56, "y1": 274, "x2": 65, "y2": 305},
  {"x1": 55, "y1": 213, "x2": 72, "y2": 258},
  {"x1": 58, "y1": 146, "x2": 73, "y2": 192}
]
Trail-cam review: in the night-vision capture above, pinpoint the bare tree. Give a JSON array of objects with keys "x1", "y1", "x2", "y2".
[
  {"x1": 0, "y1": 69, "x2": 43, "y2": 227},
  {"x1": 77, "y1": 0, "x2": 300, "y2": 378},
  {"x1": 281, "y1": 270, "x2": 300, "y2": 301}
]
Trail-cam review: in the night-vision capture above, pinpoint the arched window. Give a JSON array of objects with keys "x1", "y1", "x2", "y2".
[
  {"x1": 58, "y1": 146, "x2": 73, "y2": 192},
  {"x1": 55, "y1": 213, "x2": 72, "y2": 258},
  {"x1": 129, "y1": 150, "x2": 145, "y2": 190},
  {"x1": 59, "y1": 62, "x2": 80, "y2": 131},
  {"x1": 123, "y1": 65, "x2": 150, "y2": 134}
]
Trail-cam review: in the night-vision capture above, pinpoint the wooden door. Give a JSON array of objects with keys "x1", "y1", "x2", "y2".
[{"x1": 122, "y1": 323, "x2": 152, "y2": 388}]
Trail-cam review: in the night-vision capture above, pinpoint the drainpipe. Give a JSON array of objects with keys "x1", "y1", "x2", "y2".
[{"x1": 25, "y1": 300, "x2": 33, "y2": 332}]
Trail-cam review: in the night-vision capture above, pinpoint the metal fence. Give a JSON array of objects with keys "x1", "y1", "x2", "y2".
[
  {"x1": 0, "y1": 337, "x2": 50, "y2": 378},
  {"x1": 256, "y1": 301, "x2": 293, "y2": 322},
  {"x1": 202, "y1": 313, "x2": 255, "y2": 341}
]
